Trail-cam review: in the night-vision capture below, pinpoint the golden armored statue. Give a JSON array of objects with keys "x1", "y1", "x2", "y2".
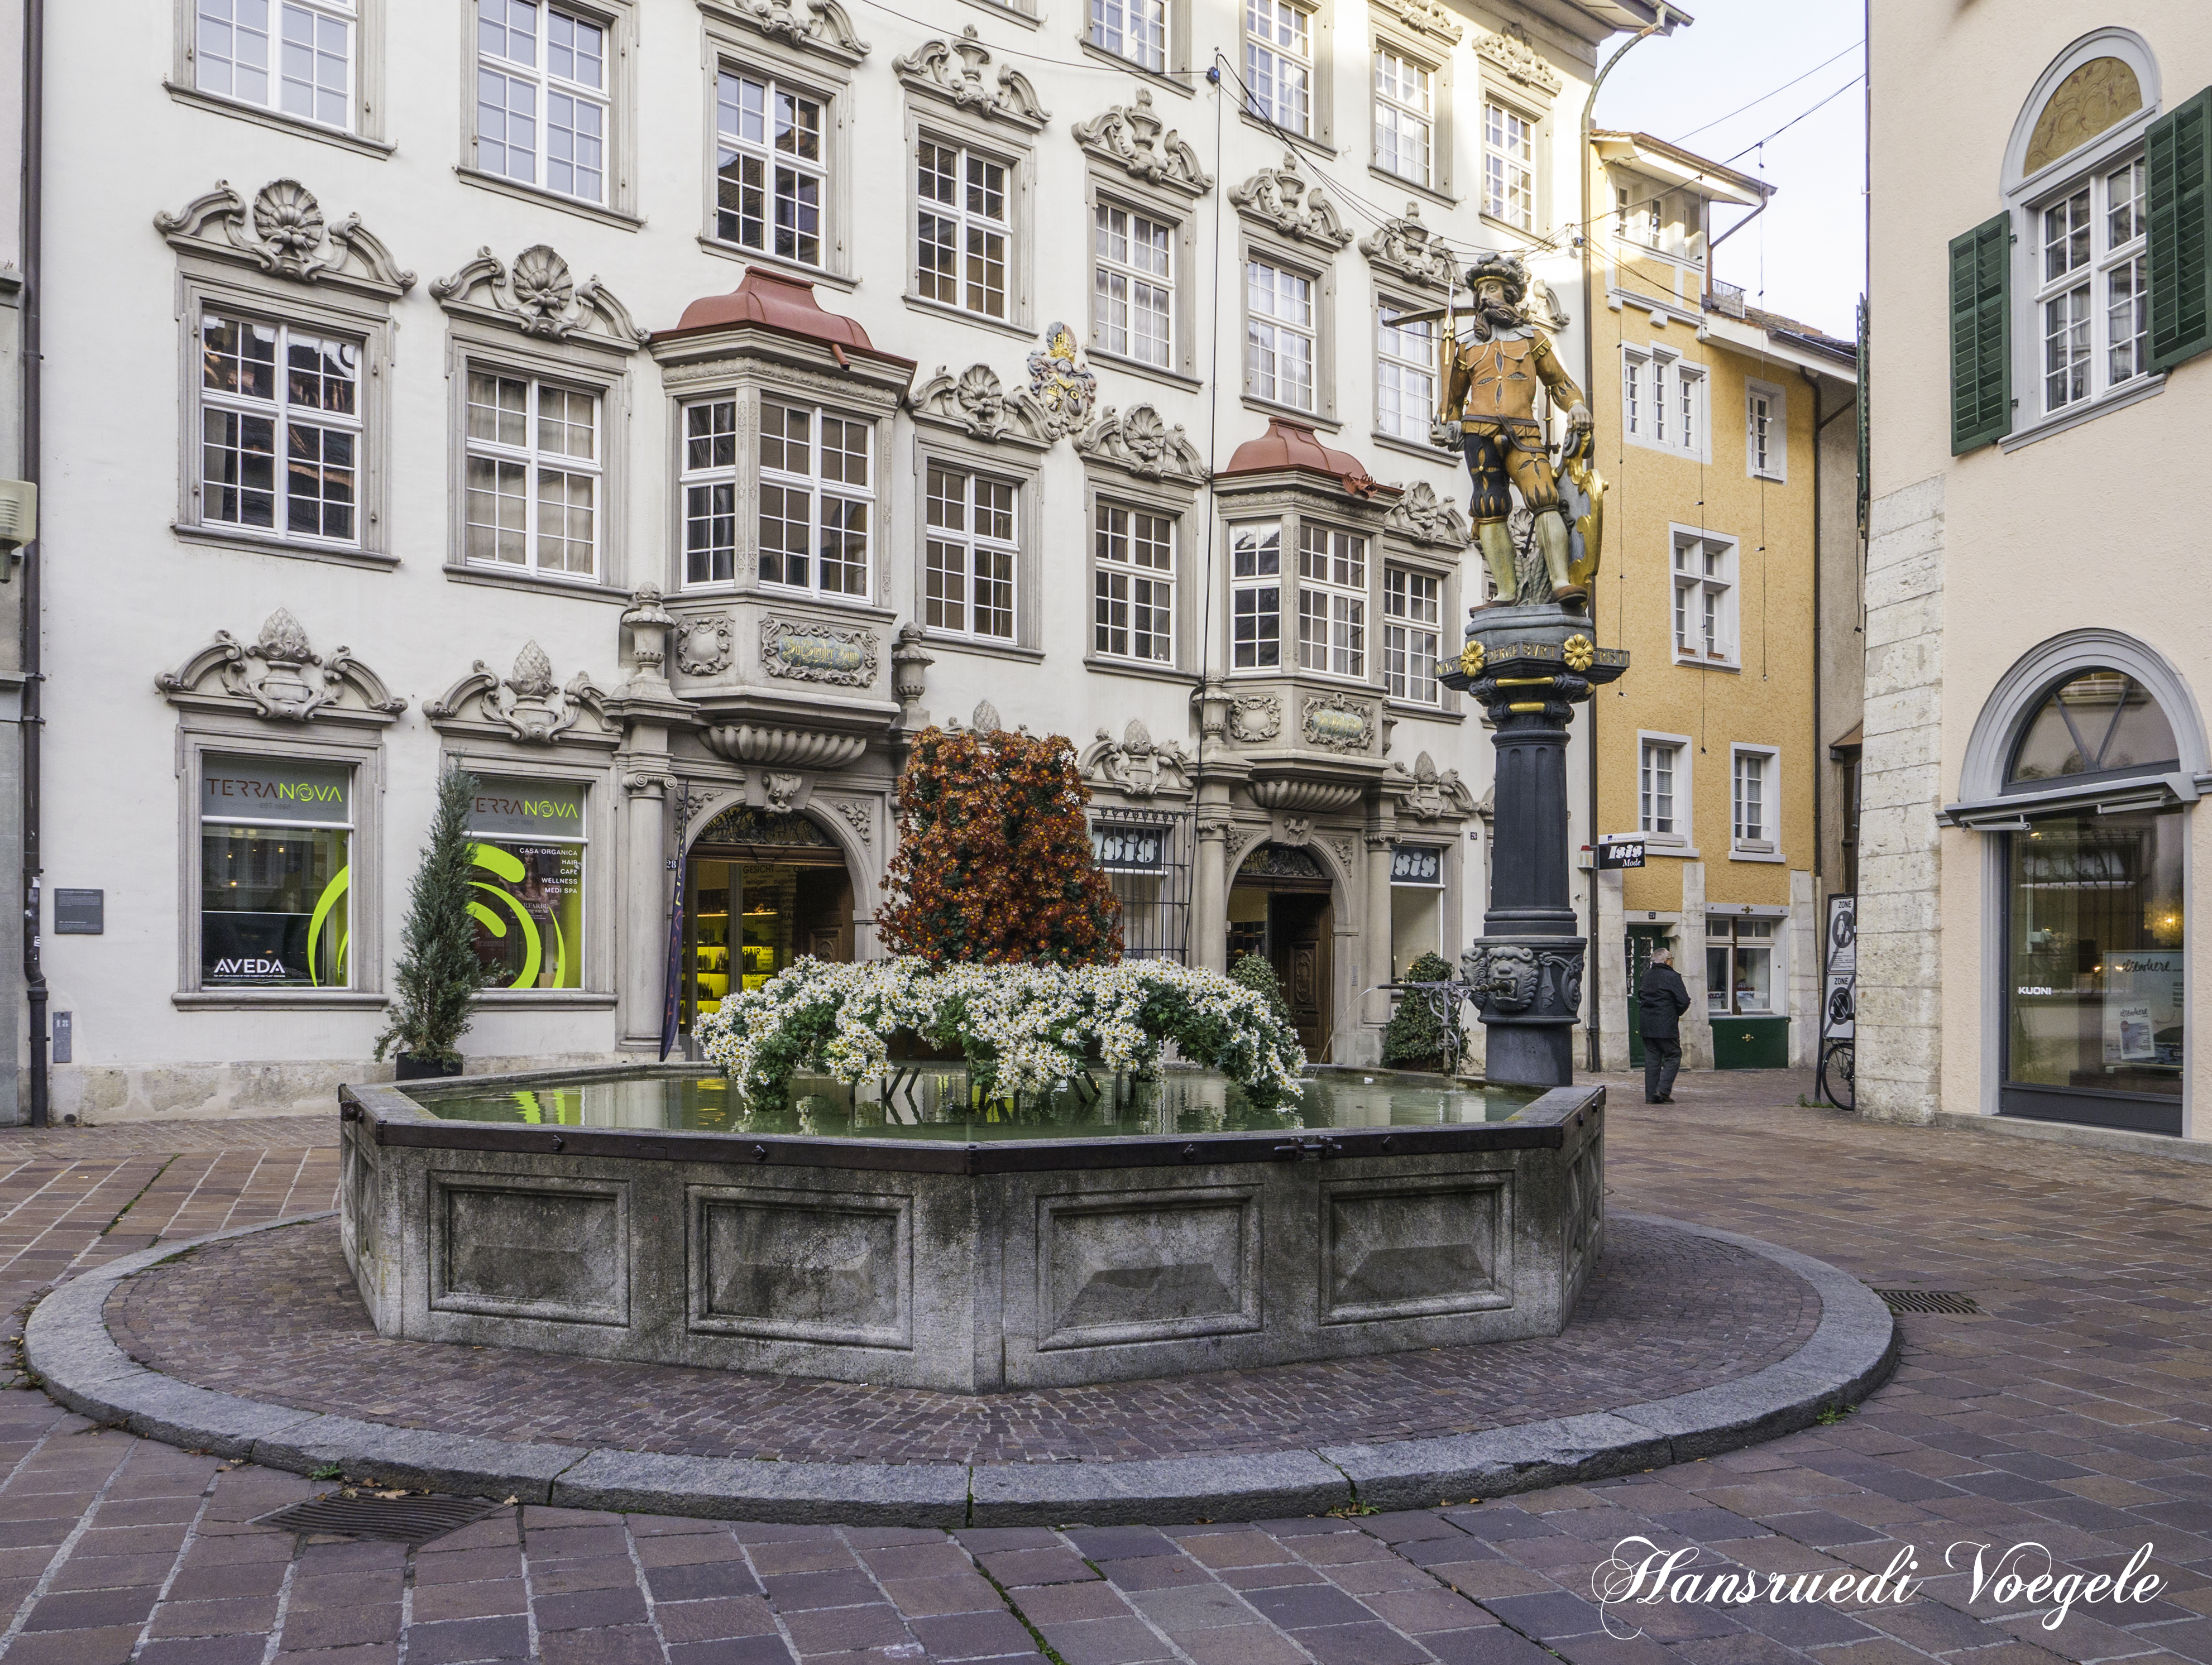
[{"x1": 1435, "y1": 253, "x2": 1602, "y2": 611}]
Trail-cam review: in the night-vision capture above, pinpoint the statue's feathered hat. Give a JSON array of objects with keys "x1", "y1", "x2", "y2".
[{"x1": 1462, "y1": 252, "x2": 1529, "y2": 305}]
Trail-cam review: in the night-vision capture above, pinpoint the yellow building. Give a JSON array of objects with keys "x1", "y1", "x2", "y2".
[{"x1": 1579, "y1": 133, "x2": 1858, "y2": 1073}]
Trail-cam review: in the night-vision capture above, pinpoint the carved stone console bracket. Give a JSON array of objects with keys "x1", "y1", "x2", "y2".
[
  {"x1": 702, "y1": 725, "x2": 871, "y2": 769},
  {"x1": 157, "y1": 608, "x2": 405, "y2": 725}
]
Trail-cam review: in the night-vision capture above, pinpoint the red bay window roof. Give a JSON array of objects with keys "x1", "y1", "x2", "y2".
[
  {"x1": 656, "y1": 268, "x2": 915, "y2": 371},
  {"x1": 1219, "y1": 418, "x2": 1393, "y2": 499}
]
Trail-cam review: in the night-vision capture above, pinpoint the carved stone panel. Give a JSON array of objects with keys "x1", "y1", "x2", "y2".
[
  {"x1": 1228, "y1": 694, "x2": 1281, "y2": 743},
  {"x1": 1321, "y1": 1175, "x2": 1512, "y2": 1324},
  {"x1": 1036, "y1": 1188, "x2": 1261, "y2": 1350},
  {"x1": 1071, "y1": 87, "x2": 1214, "y2": 196},
  {"x1": 710, "y1": 0, "x2": 870, "y2": 61},
  {"x1": 760, "y1": 617, "x2": 879, "y2": 687},
  {"x1": 432, "y1": 1178, "x2": 628, "y2": 1327},
  {"x1": 424, "y1": 641, "x2": 610, "y2": 744},
  {"x1": 1073, "y1": 404, "x2": 1208, "y2": 484},
  {"x1": 1359, "y1": 203, "x2": 1458, "y2": 292},
  {"x1": 157, "y1": 608, "x2": 406, "y2": 726},
  {"x1": 676, "y1": 616, "x2": 736, "y2": 676},
  {"x1": 1230, "y1": 153, "x2": 1352, "y2": 248},
  {"x1": 690, "y1": 1187, "x2": 913, "y2": 1349},
  {"x1": 1383, "y1": 481, "x2": 1470, "y2": 548},
  {"x1": 1476, "y1": 23, "x2": 1562, "y2": 98},
  {"x1": 1302, "y1": 693, "x2": 1374, "y2": 752}
]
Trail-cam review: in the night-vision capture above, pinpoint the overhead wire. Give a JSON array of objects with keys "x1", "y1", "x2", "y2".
[{"x1": 1676, "y1": 40, "x2": 1862, "y2": 142}]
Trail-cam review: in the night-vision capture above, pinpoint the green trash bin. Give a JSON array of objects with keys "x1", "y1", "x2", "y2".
[{"x1": 1711, "y1": 1015, "x2": 1789, "y2": 1069}]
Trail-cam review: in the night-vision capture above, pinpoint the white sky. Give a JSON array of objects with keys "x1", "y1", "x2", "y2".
[{"x1": 1593, "y1": 0, "x2": 1866, "y2": 339}]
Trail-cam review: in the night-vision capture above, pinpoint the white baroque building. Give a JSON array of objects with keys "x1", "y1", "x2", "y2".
[{"x1": 36, "y1": 0, "x2": 1664, "y2": 1117}]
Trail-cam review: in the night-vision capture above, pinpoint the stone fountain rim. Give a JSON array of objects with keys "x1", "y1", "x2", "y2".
[{"x1": 25, "y1": 1208, "x2": 1895, "y2": 1528}]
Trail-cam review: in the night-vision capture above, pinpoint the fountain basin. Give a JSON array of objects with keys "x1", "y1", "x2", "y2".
[{"x1": 339, "y1": 1064, "x2": 1605, "y2": 1393}]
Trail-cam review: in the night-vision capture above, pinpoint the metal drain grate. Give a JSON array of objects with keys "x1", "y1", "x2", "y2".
[
  {"x1": 1873, "y1": 1289, "x2": 1981, "y2": 1315},
  {"x1": 255, "y1": 1494, "x2": 503, "y2": 1546}
]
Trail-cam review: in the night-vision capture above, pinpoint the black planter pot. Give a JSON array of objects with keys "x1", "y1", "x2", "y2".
[{"x1": 392, "y1": 1054, "x2": 464, "y2": 1082}]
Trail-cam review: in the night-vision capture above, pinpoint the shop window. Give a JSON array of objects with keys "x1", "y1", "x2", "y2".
[
  {"x1": 466, "y1": 778, "x2": 587, "y2": 989},
  {"x1": 1706, "y1": 915, "x2": 1774, "y2": 1015},
  {"x1": 1389, "y1": 843, "x2": 1443, "y2": 978},
  {"x1": 2004, "y1": 809, "x2": 2182, "y2": 1111},
  {"x1": 199, "y1": 755, "x2": 353, "y2": 989}
]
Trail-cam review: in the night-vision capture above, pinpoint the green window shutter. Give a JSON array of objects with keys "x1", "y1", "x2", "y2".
[
  {"x1": 2147, "y1": 86, "x2": 2212, "y2": 373},
  {"x1": 1948, "y1": 213, "x2": 2011, "y2": 454}
]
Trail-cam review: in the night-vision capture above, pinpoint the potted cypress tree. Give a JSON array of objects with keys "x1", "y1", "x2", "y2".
[{"x1": 375, "y1": 767, "x2": 487, "y2": 1081}]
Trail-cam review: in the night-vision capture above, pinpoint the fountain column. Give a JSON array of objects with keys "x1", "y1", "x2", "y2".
[{"x1": 1440, "y1": 603, "x2": 1628, "y2": 1087}]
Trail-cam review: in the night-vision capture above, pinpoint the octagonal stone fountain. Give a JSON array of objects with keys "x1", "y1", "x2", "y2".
[{"x1": 340, "y1": 1063, "x2": 1605, "y2": 1394}]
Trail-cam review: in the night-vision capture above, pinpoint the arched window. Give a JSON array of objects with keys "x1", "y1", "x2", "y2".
[{"x1": 2005, "y1": 669, "x2": 2179, "y2": 789}]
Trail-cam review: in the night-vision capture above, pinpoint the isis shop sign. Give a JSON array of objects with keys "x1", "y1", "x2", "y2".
[
  {"x1": 468, "y1": 781, "x2": 587, "y2": 841},
  {"x1": 1391, "y1": 845, "x2": 1443, "y2": 886},
  {"x1": 1596, "y1": 836, "x2": 1646, "y2": 870},
  {"x1": 1092, "y1": 825, "x2": 1165, "y2": 873},
  {"x1": 202, "y1": 756, "x2": 351, "y2": 824}
]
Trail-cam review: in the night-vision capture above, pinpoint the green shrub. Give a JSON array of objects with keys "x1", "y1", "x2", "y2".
[
  {"x1": 374, "y1": 768, "x2": 488, "y2": 1066},
  {"x1": 1382, "y1": 951, "x2": 1466, "y2": 1072}
]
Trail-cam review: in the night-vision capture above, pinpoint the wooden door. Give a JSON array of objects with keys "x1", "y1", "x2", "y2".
[
  {"x1": 1271, "y1": 893, "x2": 1333, "y2": 1061},
  {"x1": 794, "y1": 866, "x2": 855, "y2": 963}
]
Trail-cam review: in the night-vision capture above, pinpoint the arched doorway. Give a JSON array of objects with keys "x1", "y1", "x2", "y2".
[
  {"x1": 678, "y1": 805, "x2": 853, "y2": 1042},
  {"x1": 1228, "y1": 842, "x2": 1334, "y2": 1059}
]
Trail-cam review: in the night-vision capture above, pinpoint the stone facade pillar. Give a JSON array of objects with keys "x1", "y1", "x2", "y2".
[
  {"x1": 1788, "y1": 869, "x2": 1818, "y2": 1067},
  {"x1": 1192, "y1": 807, "x2": 1231, "y2": 972},
  {"x1": 1595, "y1": 867, "x2": 1631, "y2": 1072},
  {"x1": 1857, "y1": 477, "x2": 1947, "y2": 1123},
  {"x1": 1356, "y1": 824, "x2": 1394, "y2": 1063},
  {"x1": 618, "y1": 769, "x2": 671, "y2": 1052},
  {"x1": 1679, "y1": 861, "x2": 1713, "y2": 1070}
]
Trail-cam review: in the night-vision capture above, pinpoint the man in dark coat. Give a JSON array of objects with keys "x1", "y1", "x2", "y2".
[{"x1": 1638, "y1": 947, "x2": 1692, "y2": 1104}]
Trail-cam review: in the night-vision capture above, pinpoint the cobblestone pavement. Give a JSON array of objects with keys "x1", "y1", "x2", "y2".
[
  {"x1": 2, "y1": 1071, "x2": 2211, "y2": 1665},
  {"x1": 104, "y1": 1212, "x2": 1816, "y2": 1465}
]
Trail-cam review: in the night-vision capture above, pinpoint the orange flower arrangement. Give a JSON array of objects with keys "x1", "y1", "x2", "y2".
[{"x1": 878, "y1": 726, "x2": 1123, "y2": 966}]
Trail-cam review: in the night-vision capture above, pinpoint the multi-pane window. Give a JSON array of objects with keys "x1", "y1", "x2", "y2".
[
  {"x1": 1484, "y1": 102, "x2": 1535, "y2": 230},
  {"x1": 1708, "y1": 916, "x2": 1774, "y2": 1015},
  {"x1": 1732, "y1": 749, "x2": 1773, "y2": 852},
  {"x1": 678, "y1": 397, "x2": 872, "y2": 593},
  {"x1": 1639, "y1": 740, "x2": 1679, "y2": 837},
  {"x1": 1246, "y1": 260, "x2": 1315, "y2": 410},
  {"x1": 1625, "y1": 349, "x2": 1702, "y2": 454},
  {"x1": 917, "y1": 141, "x2": 1009, "y2": 320},
  {"x1": 1373, "y1": 50, "x2": 1431, "y2": 186},
  {"x1": 1090, "y1": 0, "x2": 1166, "y2": 73},
  {"x1": 924, "y1": 465, "x2": 1018, "y2": 641},
  {"x1": 1230, "y1": 521, "x2": 1281, "y2": 669},
  {"x1": 1376, "y1": 304, "x2": 1435, "y2": 441},
  {"x1": 476, "y1": 0, "x2": 609, "y2": 204},
  {"x1": 1095, "y1": 204, "x2": 1172, "y2": 368},
  {"x1": 200, "y1": 313, "x2": 360, "y2": 544},
  {"x1": 716, "y1": 72, "x2": 824, "y2": 267},
  {"x1": 1746, "y1": 385, "x2": 1780, "y2": 478},
  {"x1": 1382, "y1": 565, "x2": 1439, "y2": 705},
  {"x1": 2037, "y1": 155, "x2": 2148, "y2": 413},
  {"x1": 1243, "y1": 0, "x2": 1311, "y2": 136},
  {"x1": 195, "y1": 0, "x2": 353, "y2": 128},
  {"x1": 463, "y1": 371, "x2": 599, "y2": 578},
  {"x1": 1094, "y1": 502, "x2": 1174, "y2": 663},
  {"x1": 1297, "y1": 526, "x2": 1366, "y2": 679},
  {"x1": 1623, "y1": 356, "x2": 1641, "y2": 436},
  {"x1": 1672, "y1": 532, "x2": 1736, "y2": 665}
]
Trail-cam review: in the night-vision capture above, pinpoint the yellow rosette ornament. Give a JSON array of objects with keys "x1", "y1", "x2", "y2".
[
  {"x1": 1459, "y1": 640, "x2": 1486, "y2": 677},
  {"x1": 1562, "y1": 635, "x2": 1595, "y2": 673}
]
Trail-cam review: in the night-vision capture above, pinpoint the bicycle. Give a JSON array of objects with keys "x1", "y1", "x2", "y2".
[{"x1": 1818, "y1": 1037, "x2": 1855, "y2": 1111}]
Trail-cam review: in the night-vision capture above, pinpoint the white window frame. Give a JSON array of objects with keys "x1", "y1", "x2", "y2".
[
  {"x1": 472, "y1": 0, "x2": 616, "y2": 208},
  {"x1": 714, "y1": 68, "x2": 830, "y2": 271},
  {"x1": 915, "y1": 133, "x2": 1015, "y2": 323},
  {"x1": 1670, "y1": 526, "x2": 1739, "y2": 669},
  {"x1": 1093, "y1": 498, "x2": 1177, "y2": 666},
  {"x1": 1229, "y1": 519, "x2": 1284, "y2": 673},
  {"x1": 1730, "y1": 744, "x2": 1780, "y2": 860},
  {"x1": 1637, "y1": 731, "x2": 1695, "y2": 855},
  {"x1": 1243, "y1": 0, "x2": 1313, "y2": 137},
  {"x1": 1090, "y1": 0, "x2": 1167, "y2": 74},
  {"x1": 197, "y1": 309, "x2": 365, "y2": 551},
  {"x1": 191, "y1": 0, "x2": 356, "y2": 131},
  {"x1": 1375, "y1": 299, "x2": 1437, "y2": 445},
  {"x1": 1246, "y1": 256, "x2": 1318, "y2": 413},
  {"x1": 1483, "y1": 99, "x2": 1535, "y2": 231},
  {"x1": 460, "y1": 366, "x2": 602, "y2": 583},
  {"x1": 1296, "y1": 524, "x2": 1367, "y2": 682},
  {"x1": 1382, "y1": 563, "x2": 1440, "y2": 707},
  {"x1": 1744, "y1": 377, "x2": 1787, "y2": 482},
  {"x1": 1094, "y1": 200, "x2": 1175, "y2": 371},
  {"x1": 1622, "y1": 344, "x2": 1708, "y2": 460},
  {"x1": 2030, "y1": 156, "x2": 2149, "y2": 419},
  {"x1": 676, "y1": 394, "x2": 875, "y2": 598},
  {"x1": 923, "y1": 460, "x2": 1022, "y2": 644},
  {"x1": 1373, "y1": 45, "x2": 1433, "y2": 188},
  {"x1": 1999, "y1": 27, "x2": 2165, "y2": 445}
]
